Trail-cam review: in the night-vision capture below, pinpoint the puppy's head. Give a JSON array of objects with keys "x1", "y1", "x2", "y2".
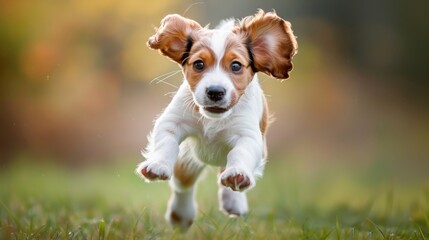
[{"x1": 148, "y1": 10, "x2": 297, "y2": 119}]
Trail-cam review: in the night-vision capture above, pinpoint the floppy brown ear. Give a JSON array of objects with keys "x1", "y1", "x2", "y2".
[
  {"x1": 235, "y1": 10, "x2": 298, "y2": 79},
  {"x1": 147, "y1": 14, "x2": 202, "y2": 64}
]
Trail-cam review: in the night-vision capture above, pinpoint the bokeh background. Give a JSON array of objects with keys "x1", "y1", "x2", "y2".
[{"x1": 1, "y1": 0, "x2": 428, "y2": 178}]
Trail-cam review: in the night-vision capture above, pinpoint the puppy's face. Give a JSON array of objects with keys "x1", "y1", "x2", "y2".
[
  {"x1": 182, "y1": 24, "x2": 255, "y2": 119},
  {"x1": 148, "y1": 10, "x2": 297, "y2": 119}
]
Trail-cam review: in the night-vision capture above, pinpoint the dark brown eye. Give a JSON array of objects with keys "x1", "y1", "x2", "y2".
[
  {"x1": 193, "y1": 60, "x2": 205, "y2": 72},
  {"x1": 231, "y1": 61, "x2": 242, "y2": 74}
]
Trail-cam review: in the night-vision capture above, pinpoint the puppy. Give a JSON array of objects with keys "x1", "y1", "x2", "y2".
[{"x1": 136, "y1": 10, "x2": 297, "y2": 231}]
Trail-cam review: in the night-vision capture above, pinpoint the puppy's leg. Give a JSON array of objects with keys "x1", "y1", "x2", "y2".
[
  {"x1": 218, "y1": 169, "x2": 248, "y2": 217},
  {"x1": 165, "y1": 155, "x2": 205, "y2": 232},
  {"x1": 219, "y1": 137, "x2": 266, "y2": 192},
  {"x1": 136, "y1": 84, "x2": 192, "y2": 182},
  {"x1": 136, "y1": 128, "x2": 180, "y2": 181}
]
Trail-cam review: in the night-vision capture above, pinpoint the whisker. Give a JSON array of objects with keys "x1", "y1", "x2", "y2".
[
  {"x1": 158, "y1": 80, "x2": 179, "y2": 89},
  {"x1": 183, "y1": 2, "x2": 204, "y2": 17},
  {"x1": 150, "y1": 70, "x2": 182, "y2": 89},
  {"x1": 183, "y1": 95, "x2": 196, "y2": 116},
  {"x1": 197, "y1": 115, "x2": 204, "y2": 124},
  {"x1": 150, "y1": 70, "x2": 181, "y2": 84},
  {"x1": 179, "y1": 91, "x2": 202, "y2": 122},
  {"x1": 164, "y1": 91, "x2": 178, "y2": 97},
  {"x1": 184, "y1": 102, "x2": 193, "y2": 117}
]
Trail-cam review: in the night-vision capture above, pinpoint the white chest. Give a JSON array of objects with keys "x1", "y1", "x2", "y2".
[{"x1": 184, "y1": 120, "x2": 233, "y2": 167}]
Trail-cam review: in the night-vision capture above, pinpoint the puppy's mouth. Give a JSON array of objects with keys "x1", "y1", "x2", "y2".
[{"x1": 204, "y1": 106, "x2": 229, "y2": 114}]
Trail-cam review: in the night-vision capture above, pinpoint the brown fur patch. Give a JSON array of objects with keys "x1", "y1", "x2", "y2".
[
  {"x1": 234, "y1": 10, "x2": 298, "y2": 79},
  {"x1": 221, "y1": 35, "x2": 255, "y2": 108},
  {"x1": 147, "y1": 14, "x2": 202, "y2": 64},
  {"x1": 173, "y1": 161, "x2": 200, "y2": 188},
  {"x1": 260, "y1": 94, "x2": 270, "y2": 134},
  {"x1": 170, "y1": 211, "x2": 181, "y2": 223},
  {"x1": 222, "y1": 38, "x2": 254, "y2": 92},
  {"x1": 183, "y1": 41, "x2": 216, "y2": 92}
]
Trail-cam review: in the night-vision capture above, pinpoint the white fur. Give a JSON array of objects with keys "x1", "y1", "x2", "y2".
[
  {"x1": 136, "y1": 78, "x2": 265, "y2": 231},
  {"x1": 136, "y1": 19, "x2": 267, "y2": 231},
  {"x1": 192, "y1": 20, "x2": 239, "y2": 120},
  {"x1": 219, "y1": 186, "x2": 248, "y2": 216},
  {"x1": 165, "y1": 178, "x2": 198, "y2": 232},
  {"x1": 136, "y1": 77, "x2": 265, "y2": 174},
  {"x1": 210, "y1": 19, "x2": 235, "y2": 59},
  {"x1": 193, "y1": 69, "x2": 235, "y2": 118}
]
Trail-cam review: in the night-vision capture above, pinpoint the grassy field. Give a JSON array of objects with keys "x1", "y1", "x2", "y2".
[{"x1": 0, "y1": 158, "x2": 428, "y2": 239}]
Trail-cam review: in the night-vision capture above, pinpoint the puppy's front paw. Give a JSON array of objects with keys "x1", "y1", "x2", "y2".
[
  {"x1": 219, "y1": 167, "x2": 255, "y2": 192},
  {"x1": 136, "y1": 161, "x2": 172, "y2": 181}
]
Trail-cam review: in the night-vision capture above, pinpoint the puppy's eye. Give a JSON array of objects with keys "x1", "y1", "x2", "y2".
[
  {"x1": 231, "y1": 61, "x2": 242, "y2": 74},
  {"x1": 193, "y1": 60, "x2": 205, "y2": 72}
]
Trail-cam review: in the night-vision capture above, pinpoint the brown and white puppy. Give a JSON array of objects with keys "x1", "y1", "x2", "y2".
[{"x1": 136, "y1": 10, "x2": 297, "y2": 231}]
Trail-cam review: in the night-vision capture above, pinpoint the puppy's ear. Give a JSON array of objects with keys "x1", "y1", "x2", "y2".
[
  {"x1": 235, "y1": 10, "x2": 298, "y2": 79},
  {"x1": 148, "y1": 14, "x2": 202, "y2": 64}
]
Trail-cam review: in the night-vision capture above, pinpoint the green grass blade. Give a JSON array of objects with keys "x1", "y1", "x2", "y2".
[
  {"x1": 367, "y1": 219, "x2": 386, "y2": 239},
  {"x1": 0, "y1": 200, "x2": 23, "y2": 231},
  {"x1": 335, "y1": 216, "x2": 341, "y2": 240},
  {"x1": 98, "y1": 219, "x2": 105, "y2": 240}
]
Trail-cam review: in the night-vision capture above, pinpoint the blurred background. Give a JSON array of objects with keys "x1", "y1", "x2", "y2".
[{"x1": 0, "y1": 0, "x2": 428, "y2": 177}]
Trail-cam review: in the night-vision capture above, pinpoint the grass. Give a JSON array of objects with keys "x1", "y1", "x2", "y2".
[{"x1": 0, "y1": 157, "x2": 428, "y2": 239}]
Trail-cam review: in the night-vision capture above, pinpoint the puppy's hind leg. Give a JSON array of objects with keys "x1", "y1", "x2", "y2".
[
  {"x1": 218, "y1": 168, "x2": 249, "y2": 217},
  {"x1": 165, "y1": 152, "x2": 205, "y2": 232}
]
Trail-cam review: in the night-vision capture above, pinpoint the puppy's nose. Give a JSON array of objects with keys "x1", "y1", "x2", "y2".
[{"x1": 206, "y1": 86, "x2": 226, "y2": 102}]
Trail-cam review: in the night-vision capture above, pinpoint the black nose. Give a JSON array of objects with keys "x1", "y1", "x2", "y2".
[{"x1": 206, "y1": 86, "x2": 226, "y2": 102}]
